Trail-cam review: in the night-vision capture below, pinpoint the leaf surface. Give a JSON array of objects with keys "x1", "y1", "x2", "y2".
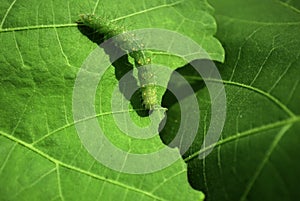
[
  {"x1": 161, "y1": 0, "x2": 300, "y2": 200},
  {"x1": 0, "y1": 0, "x2": 224, "y2": 200}
]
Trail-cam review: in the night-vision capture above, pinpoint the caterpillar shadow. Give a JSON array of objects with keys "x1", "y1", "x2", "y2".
[
  {"x1": 77, "y1": 22, "x2": 149, "y2": 117},
  {"x1": 159, "y1": 59, "x2": 225, "y2": 194},
  {"x1": 159, "y1": 61, "x2": 206, "y2": 150}
]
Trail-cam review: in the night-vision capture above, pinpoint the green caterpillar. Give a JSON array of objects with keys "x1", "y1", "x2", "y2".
[{"x1": 78, "y1": 14, "x2": 158, "y2": 110}]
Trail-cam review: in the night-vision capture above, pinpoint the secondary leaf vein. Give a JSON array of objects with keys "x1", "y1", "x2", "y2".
[{"x1": 0, "y1": 130, "x2": 168, "y2": 201}]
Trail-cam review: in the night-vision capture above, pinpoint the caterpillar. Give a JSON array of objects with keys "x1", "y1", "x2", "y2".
[{"x1": 78, "y1": 14, "x2": 158, "y2": 110}]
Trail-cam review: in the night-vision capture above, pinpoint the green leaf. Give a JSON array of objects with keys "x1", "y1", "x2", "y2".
[
  {"x1": 161, "y1": 0, "x2": 300, "y2": 200},
  {"x1": 0, "y1": 0, "x2": 224, "y2": 200}
]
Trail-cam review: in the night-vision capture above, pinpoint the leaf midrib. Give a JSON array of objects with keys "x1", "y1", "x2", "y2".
[
  {"x1": 184, "y1": 76, "x2": 299, "y2": 161},
  {"x1": 0, "y1": 23, "x2": 78, "y2": 33},
  {"x1": 184, "y1": 116, "x2": 300, "y2": 162},
  {"x1": 0, "y1": 130, "x2": 169, "y2": 201},
  {"x1": 0, "y1": 0, "x2": 186, "y2": 33}
]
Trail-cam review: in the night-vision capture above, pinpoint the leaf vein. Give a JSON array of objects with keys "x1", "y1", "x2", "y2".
[
  {"x1": 267, "y1": 61, "x2": 293, "y2": 93},
  {"x1": 0, "y1": 0, "x2": 17, "y2": 29},
  {"x1": 111, "y1": 0, "x2": 185, "y2": 22},
  {"x1": 217, "y1": 14, "x2": 300, "y2": 26},
  {"x1": 187, "y1": 77, "x2": 295, "y2": 117},
  {"x1": 93, "y1": 0, "x2": 101, "y2": 14},
  {"x1": 239, "y1": 124, "x2": 292, "y2": 201},
  {"x1": 277, "y1": 0, "x2": 300, "y2": 14},
  {"x1": 56, "y1": 164, "x2": 65, "y2": 201},
  {"x1": 0, "y1": 23, "x2": 78, "y2": 33},
  {"x1": 0, "y1": 130, "x2": 169, "y2": 201},
  {"x1": 184, "y1": 116, "x2": 300, "y2": 162},
  {"x1": 0, "y1": 142, "x2": 17, "y2": 174},
  {"x1": 12, "y1": 167, "x2": 56, "y2": 199}
]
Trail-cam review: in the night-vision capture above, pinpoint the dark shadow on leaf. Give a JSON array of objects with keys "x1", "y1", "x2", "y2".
[
  {"x1": 159, "y1": 60, "x2": 207, "y2": 148},
  {"x1": 77, "y1": 22, "x2": 149, "y2": 117},
  {"x1": 161, "y1": 62, "x2": 206, "y2": 109},
  {"x1": 160, "y1": 59, "x2": 225, "y2": 193}
]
